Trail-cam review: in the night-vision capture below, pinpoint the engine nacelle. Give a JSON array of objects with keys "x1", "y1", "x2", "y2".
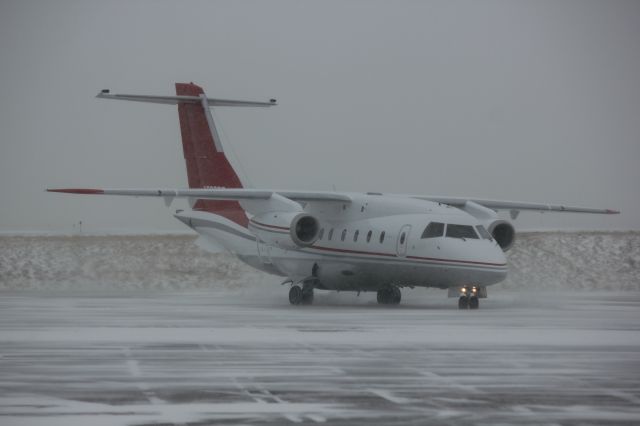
[
  {"x1": 249, "y1": 212, "x2": 320, "y2": 249},
  {"x1": 486, "y1": 220, "x2": 516, "y2": 252}
]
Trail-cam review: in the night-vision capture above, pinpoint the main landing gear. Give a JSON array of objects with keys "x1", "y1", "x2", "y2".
[
  {"x1": 458, "y1": 286, "x2": 480, "y2": 310},
  {"x1": 289, "y1": 285, "x2": 314, "y2": 305},
  {"x1": 377, "y1": 286, "x2": 401, "y2": 305}
]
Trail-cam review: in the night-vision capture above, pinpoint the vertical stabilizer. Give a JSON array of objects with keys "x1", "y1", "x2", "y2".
[{"x1": 175, "y1": 83, "x2": 248, "y2": 227}]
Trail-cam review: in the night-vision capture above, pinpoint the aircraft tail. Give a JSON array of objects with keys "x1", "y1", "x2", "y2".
[
  {"x1": 96, "y1": 83, "x2": 276, "y2": 228},
  {"x1": 175, "y1": 83, "x2": 247, "y2": 227}
]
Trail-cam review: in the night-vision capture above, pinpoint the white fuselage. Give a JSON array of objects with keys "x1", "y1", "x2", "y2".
[{"x1": 176, "y1": 192, "x2": 508, "y2": 291}]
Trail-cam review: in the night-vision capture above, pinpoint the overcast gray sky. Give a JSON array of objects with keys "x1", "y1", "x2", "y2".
[{"x1": 1, "y1": 0, "x2": 639, "y2": 234}]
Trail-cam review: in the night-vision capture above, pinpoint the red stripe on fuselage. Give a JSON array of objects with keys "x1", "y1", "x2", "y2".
[
  {"x1": 406, "y1": 255, "x2": 507, "y2": 267},
  {"x1": 310, "y1": 245, "x2": 396, "y2": 257},
  {"x1": 249, "y1": 219, "x2": 290, "y2": 231},
  {"x1": 306, "y1": 245, "x2": 507, "y2": 267}
]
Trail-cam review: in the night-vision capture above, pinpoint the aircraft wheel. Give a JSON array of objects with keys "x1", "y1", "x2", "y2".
[
  {"x1": 458, "y1": 296, "x2": 469, "y2": 310},
  {"x1": 377, "y1": 287, "x2": 400, "y2": 305},
  {"x1": 301, "y1": 288, "x2": 314, "y2": 305},
  {"x1": 391, "y1": 287, "x2": 401, "y2": 305},
  {"x1": 289, "y1": 285, "x2": 303, "y2": 305},
  {"x1": 469, "y1": 296, "x2": 479, "y2": 310},
  {"x1": 377, "y1": 288, "x2": 389, "y2": 304}
]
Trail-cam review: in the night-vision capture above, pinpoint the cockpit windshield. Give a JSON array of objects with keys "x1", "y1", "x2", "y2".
[
  {"x1": 445, "y1": 224, "x2": 479, "y2": 239},
  {"x1": 475, "y1": 225, "x2": 493, "y2": 240},
  {"x1": 421, "y1": 222, "x2": 444, "y2": 238}
]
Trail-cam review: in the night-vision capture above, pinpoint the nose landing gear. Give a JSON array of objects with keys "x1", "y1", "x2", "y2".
[{"x1": 458, "y1": 286, "x2": 480, "y2": 310}]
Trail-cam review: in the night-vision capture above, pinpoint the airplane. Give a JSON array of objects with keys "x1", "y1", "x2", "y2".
[{"x1": 48, "y1": 83, "x2": 619, "y2": 309}]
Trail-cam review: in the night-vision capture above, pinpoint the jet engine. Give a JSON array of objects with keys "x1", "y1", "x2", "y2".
[
  {"x1": 486, "y1": 220, "x2": 515, "y2": 252},
  {"x1": 249, "y1": 212, "x2": 320, "y2": 249}
]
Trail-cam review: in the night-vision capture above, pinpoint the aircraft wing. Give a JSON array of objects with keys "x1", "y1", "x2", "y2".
[
  {"x1": 412, "y1": 196, "x2": 619, "y2": 215},
  {"x1": 47, "y1": 188, "x2": 618, "y2": 215},
  {"x1": 46, "y1": 188, "x2": 352, "y2": 203}
]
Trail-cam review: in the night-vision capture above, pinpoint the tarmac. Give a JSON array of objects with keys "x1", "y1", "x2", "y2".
[{"x1": 1, "y1": 289, "x2": 639, "y2": 425}]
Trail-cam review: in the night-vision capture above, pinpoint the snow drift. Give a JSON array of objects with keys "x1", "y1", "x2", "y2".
[{"x1": 0, "y1": 232, "x2": 638, "y2": 291}]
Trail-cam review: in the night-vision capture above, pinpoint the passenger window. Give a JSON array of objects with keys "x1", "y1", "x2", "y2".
[
  {"x1": 446, "y1": 224, "x2": 479, "y2": 239},
  {"x1": 476, "y1": 225, "x2": 493, "y2": 240},
  {"x1": 421, "y1": 222, "x2": 444, "y2": 238},
  {"x1": 318, "y1": 228, "x2": 324, "y2": 240},
  {"x1": 328, "y1": 228, "x2": 334, "y2": 241},
  {"x1": 366, "y1": 230, "x2": 372, "y2": 243},
  {"x1": 400, "y1": 232, "x2": 406, "y2": 244},
  {"x1": 341, "y1": 229, "x2": 347, "y2": 242},
  {"x1": 380, "y1": 231, "x2": 385, "y2": 243},
  {"x1": 353, "y1": 230, "x2": 359, "y2": 242}
]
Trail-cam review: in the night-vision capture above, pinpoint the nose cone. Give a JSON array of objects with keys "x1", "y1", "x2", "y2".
[
  {"x1": 491, "y1": 243, "x2": 509, "y2": 282},
  {"x1": 470, "y1": 240, "x2": 509, "y2": 285},
  {"x1": 494, "y1": 243, "x2": 508, "y2": 265},
  {"x1": 465, "y1": 239, "x2": 508, "y2": 268}
]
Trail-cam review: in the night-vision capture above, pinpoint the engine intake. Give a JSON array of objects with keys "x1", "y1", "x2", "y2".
[
  {"x1": 290, "y1": 214, "x2": 320, "y2": 247},
  {"x1": 487, "y1": 220, "x2": 515, "y2": 252},
  {"x1": 250, "y1": 212, "x2": 320, "y2": 249}
]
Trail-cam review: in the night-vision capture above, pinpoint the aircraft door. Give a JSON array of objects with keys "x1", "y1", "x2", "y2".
[{"x1": 396, "y1": 225, "x2": 411, "y2": 257}]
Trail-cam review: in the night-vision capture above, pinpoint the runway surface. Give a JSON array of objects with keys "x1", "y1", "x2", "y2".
[{"x1": 1, "y1": 289, "x2": 640, "y2": 425}]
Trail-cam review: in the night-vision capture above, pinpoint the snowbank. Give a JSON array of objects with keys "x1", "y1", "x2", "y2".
[
  {"x1": 0, "y1": 232, "x2": 637, "y2": 291},
  {"x1": 500, "y1": 232, "x2": 639, "y2": 291},
  {"x1": 0, "y1": 235, "x2": 274, "y2": 291}
]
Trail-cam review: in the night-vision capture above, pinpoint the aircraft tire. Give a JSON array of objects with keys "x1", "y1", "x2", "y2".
[
  {"x1": 458, "y1": 296, "x2": 469, "y2": 310},
  {"x1": 301, "y1": 288, "x2": 314, "y2": 305},
  {"x1": 391, "y1": 287, "x2": 401, "y2": 305},
  {"x1": 469, "y1": 296, "x2": 479, "y2": 310},
  {"x1": 377, "y1": 287, "x2": 400, "y2": 305},
  {"x1": 377, "y1": 288, "x2": 389, "y2": 304},
  {"x1": 289, "y1": 285, "x2": 303, "y2": 305}
]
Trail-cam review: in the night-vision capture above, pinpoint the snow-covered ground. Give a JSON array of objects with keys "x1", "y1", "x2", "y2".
[
  {"x1": 1, "y1": 233, "x2": 639, "y2": 425},
  {"x1": 1, "y1": 232, "x2": 638, "y2": 291},
  {"x1": 1, "y1": 291, "x2": 639, "y2": 425}
]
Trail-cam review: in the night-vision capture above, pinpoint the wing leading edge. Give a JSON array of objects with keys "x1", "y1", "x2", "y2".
[
  {"x1": 47, "y1": 188, "x2": 617, "y2": 214},
  {"x1": 412, "y1": 196, "x2": 619, "y2": 215},
  {"x1": 46, "y1": 188, "x2": 352, "y2": 203}
]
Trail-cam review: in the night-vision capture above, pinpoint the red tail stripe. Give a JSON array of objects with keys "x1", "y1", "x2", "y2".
[{"x1": 175, "y1": 83, "x2": 248, "y2": 228}]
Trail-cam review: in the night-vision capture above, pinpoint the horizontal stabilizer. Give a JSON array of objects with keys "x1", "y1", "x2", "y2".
[{"x1": 96, "y1": 90, "x2": 276, "y2": 107}]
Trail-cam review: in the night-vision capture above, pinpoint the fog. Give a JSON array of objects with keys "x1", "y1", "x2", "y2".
[{"x1": 1, "y1": 0, "x2": 639, "y2": 233}]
